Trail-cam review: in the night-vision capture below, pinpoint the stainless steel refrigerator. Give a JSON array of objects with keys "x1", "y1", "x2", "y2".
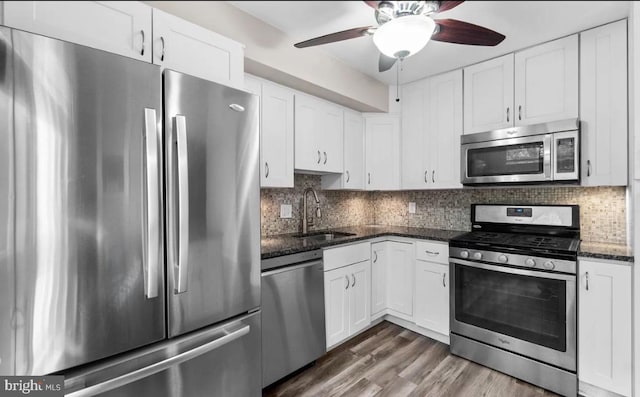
[{"x1": 0, "y1": 26, "x2": 261, "y2": 396}]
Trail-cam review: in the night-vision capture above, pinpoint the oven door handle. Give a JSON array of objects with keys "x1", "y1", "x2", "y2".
[{"x1": 449, "y1": 258, "x2": 575, "y2": 281}]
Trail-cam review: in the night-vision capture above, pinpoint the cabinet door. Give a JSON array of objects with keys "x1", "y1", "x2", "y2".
[
  {"x1": 324, "y1": 267, "x2": 350, "y2": 348},
  {"x1": 322, "y1": 103, "x2": 344, "y2": 173},
  {"x1": 365, "y1": 115, "x2": 400, "y2": 190},
  {"x1": 401, "y1": 80, "x2": 428, "y2": 189},
  {"x1": 261, "y1": 82, "x2": 294, "y2": 187},
  {"x1": 3, "y1": 1, "x2": 151, "y2": 62},
  {"x1": 371, "y1": 242, "x2": 387, "y2": 316},
  {"x1": 428, "y1": 70, "x2": 463, "y2": 189},
  {"x1": 386, "y1": 242, "x2": 414, "y2": 317},
  {"x1": 578, "y1": 259, "x2": 631, "y2": 396},
  {"x1": 348, "y1": 261, "x2": 371, "y2": 336},
  {"x1": 152, "y1": 8, "x2": 244, "y2": 89},
  {"x1": 463, "y1": 54, "x2": 514, "y2": 133},
  {"x1": 342, "y1": 110, "x2": 365, "y2": 189},
  {"x1": 514, "y1": 35, "x2": 578, "y2": 125},
  {"x1": 580, "y1": 20, "x2": 628, "y2": 187},
  {"x1": 414, "y1": 260, "x2": 449, "y2": 335},
  {"x1": 294, "y1": 94, "x2": 321, "y2": 171}
]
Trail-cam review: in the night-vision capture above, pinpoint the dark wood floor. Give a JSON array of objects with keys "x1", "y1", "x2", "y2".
[{"x1": 263, "y1": 321, "x2": 559, "y2": 397}]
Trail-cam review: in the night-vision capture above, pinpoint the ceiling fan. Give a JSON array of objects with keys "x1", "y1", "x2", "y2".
[{"x1": 294, "y1": 1, "x2": 506, "y2": 72}]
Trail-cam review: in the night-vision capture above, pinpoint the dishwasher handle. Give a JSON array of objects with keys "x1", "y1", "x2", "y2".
[{"x1": 261, "y1": 260, "x2": 323, "y2": 277}]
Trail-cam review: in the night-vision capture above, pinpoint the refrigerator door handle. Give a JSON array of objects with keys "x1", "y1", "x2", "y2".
[
  {"x1": 66, "y1": 325, "x2": 251, "y2": 397},
  {"x1": 143, "y1": 109, "x2": 160, "y2": 299},
  {"x1": 175, "y1": 115, "x2": 190, "y2": 294}
]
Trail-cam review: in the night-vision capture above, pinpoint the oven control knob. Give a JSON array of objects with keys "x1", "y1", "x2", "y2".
[
  {"x1": 498, "y1": 254, "x2": 508, "y2": 263},
  {"x1": 525, "y1": 258, "x2": 536, "y2": 267},
  {"x1": 459, "y1": 250, "x2": 469, "y2": 259},
  {"x1": 543, "y1": 261, "x2": 556, "y2": 270},
  {"x1": 473, "y1": 252, "x2": 483, "y2": 260}
]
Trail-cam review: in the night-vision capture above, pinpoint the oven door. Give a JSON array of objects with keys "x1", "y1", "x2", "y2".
[
  {"x1": 450, "y1": 258, "x2": 576, "y2": 371},
  {"x1": 461, "y1": 134, "x2": 552, "y2": 184}
]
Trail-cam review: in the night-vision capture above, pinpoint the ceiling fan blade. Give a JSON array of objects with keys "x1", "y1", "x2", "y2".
[
  {"x1": 379, "y1": 54, "x2": 397, "y2": 72},
  {"x1": 438, "y1": 1, "x2": 465, "y2": 13},
  {"x1": 432, "y1": 19, "x2": 505, "y2": 46},
  {"x1": 362, "y1": 1, "x2": 378, "y2": 9},
  {"x1": 294, "y1": 26, "x2": 374, "y2": 48}
]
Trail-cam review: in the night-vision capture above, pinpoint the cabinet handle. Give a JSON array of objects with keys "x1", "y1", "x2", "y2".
[
  {"x1": 160, "y1": 36, "x2": 166, "y2": 61},
  {"x1": 425, "y1": 249, "x2": 439, "y2": 256},
  {"x1": 351, "y1": 274, "x2": 356, "y2": 287},
  {"x1": 585, "y1": 272, "x2": 589, "y2": 291},
  {"x1": 140, "y1": 30, "x2": 145, "y2": 56},
  {"x1": 373, "y1": 251, "x2": 378, "y2": 263},
  {"x1": 317, "y1": 150, "x2": 321, "y2": 164},
  {"x1": 323, "y1": 151, "x2": 327, "y2": 165},
  {"x1": 442, "y1": 273, "x2": 446, "y2": 287},
  {"x1": 432, "y1": 170, "x2": 435, "y2": 183},
  {"x1": 345, "y1": 275, "x2": 349, "y2": 289},
  {"x1": 587, "y1": 160, "x2": 591, "y2": 177},
  {"x1": 424, "y1": 170, "x2": 428, "y2": 183},
  {"x1": 345, "y1": 170, "x2": 350, "y2": 183},
  {"x1": 265, "y1": 162, "x2": 269, "y2": 178},
  {"x1": 368, "y1": 173, "x2": 371, "y2": 185},
  {"x1": 506, "y1": 107, "x2": 509, "y2": 123},
  {"x1": 518, "y1": 105, "x2": 522, "y2": 121}
]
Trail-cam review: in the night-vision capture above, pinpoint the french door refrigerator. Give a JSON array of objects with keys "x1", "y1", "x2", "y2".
[{"x1": 0, "y1": 26, "x2": 261, "y2": 396}]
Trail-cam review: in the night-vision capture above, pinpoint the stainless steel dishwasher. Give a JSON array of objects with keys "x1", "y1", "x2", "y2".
[{"x1": 261, "y1": 249, "x2": 326, "y2": 387}]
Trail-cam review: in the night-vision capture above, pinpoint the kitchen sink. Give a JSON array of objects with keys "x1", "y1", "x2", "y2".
[{"x1": 294, "y1": 231, "x2": 356, "y2": 242}]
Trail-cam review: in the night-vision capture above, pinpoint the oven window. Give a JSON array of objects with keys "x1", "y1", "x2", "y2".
[
  {"x1": 467, "y1": 142, "x2": 544, "y2": 177},
  {"x1": 455, "y1": 264, "x2": 566, "y2": 351}
]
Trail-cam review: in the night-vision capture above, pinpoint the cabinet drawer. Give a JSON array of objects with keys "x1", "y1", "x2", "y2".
[
  {"x1": 324, "y1": 242, "x2": 370, "y2": 271},
  {"x1": 415, "y1": 241, "x2": 448, "y2": 264}
]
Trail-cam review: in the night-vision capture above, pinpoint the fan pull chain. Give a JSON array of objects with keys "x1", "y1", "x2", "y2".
[{"x1": 395, "y1": 59, "x2": 400, "y2": 102}]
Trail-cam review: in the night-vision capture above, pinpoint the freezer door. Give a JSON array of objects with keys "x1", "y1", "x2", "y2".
[
  {"x1": 63, "y1": 312, "x2": 261, "y2": 397},
  {"x1": 164, "y1": 70, "x2": 260, "y2": 336},
  {"x1": 12, "y1": 30, "x2": 165, "y2": 375},
  {"x1": 0, "y1": 26, "x2": 15, "y2": 376}
]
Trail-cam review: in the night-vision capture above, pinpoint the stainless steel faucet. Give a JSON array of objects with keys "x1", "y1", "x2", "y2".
[{"x1": 302, "y1": 187, "x2": 321, "y2": 235}]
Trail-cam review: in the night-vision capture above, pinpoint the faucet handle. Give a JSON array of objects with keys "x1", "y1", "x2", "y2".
[{"x1": 316, "y1": 207, "x2": 321, "y2": 218}]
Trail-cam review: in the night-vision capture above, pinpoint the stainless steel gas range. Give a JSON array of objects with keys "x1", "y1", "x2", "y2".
[{"x1": 449, "y1": 204, "x2": 580, "y2": 397}]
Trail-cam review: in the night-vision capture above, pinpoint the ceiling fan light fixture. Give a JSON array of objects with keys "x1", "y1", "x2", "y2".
[{"x1": 372, "y1": 15, "x2": 436, "y2": 59}]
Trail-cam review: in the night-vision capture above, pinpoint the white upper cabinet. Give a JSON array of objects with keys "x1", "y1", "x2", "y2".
[
  {"x1": 295, "y1": 94, "x2": 344, "y2": 173},
  {"x1": 152, "y1": 8, "x2": 244, "y2": 89},
  {"x1": 580, "y1": 20, "x2": 628, "y2": 187},
  {"x1": 260, "y1": 81, "x2": 295, "y2": 188},
  {"x1": 401, "y1": 79, "x2": 428, "y2": 189},
  {"x1": 3, "y1": 1, "x2": 152, "y2": 62},
  {"x1": 463, "y1": 54, "x2": 514, "y2": 134},
  {"x1": 322, "y1": 109, "x2": 365, "y2": 190},
  {"x1": 365, "y1": 114, "x2": 400, "y2": 190},
  {"x1": 514, "y1": 35, "x2": 578, "y2": 125}
]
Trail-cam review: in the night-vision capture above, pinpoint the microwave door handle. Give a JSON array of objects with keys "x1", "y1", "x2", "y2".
[
  {"x1": 143, "y1": 109, "x2": 160, "y2": 299},
  {"x1": 174, "y1": 115, "x2": 190, "y2": 294}
]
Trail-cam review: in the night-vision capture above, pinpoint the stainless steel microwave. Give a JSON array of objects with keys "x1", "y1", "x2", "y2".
[{"x1": 460, "y1": 119, "x2": 580, "y2": 185}]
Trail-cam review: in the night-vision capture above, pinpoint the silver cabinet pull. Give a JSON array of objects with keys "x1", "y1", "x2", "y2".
[
  {"x1": 140, "y1": 30, "x2": 145, "y2": 56},
  {"x1": 425, "y1": 249, "x2": 439, "y2": 256},
  {"x1": 160, "y1": 36, "x2": 165, "y2": 61},
  {"x1": 424, "y1": 170, "x2": 428, "y2": 183},
  {"x1": 587, "y1": 160, "x2": 591, "y2": 177},
  {"x1": 175, "y1": 115, "x2": 190, "y2": 294},
  {"x1": 432, "y1": 170, "x2": 435, "y2": 183},
  {"x1": 373, "y1": 251, "x2": 378, "y2": 263},
  {"x1": 585, "y1": 272, "x2": 589, "y2": 291},
  {"x1": 345, "y1": 170, "x2": 350, "y2": 183},
  {"x1": 506, "y1": 107, "x2": 509, "y2": 122},
  {"x1": 317, "y1": 150, "x2": 321, "y2": 164},
  {"x1": 323, "y1": 151, "x2": 327, "y2": 164},
  {"x1": 265, "y1": 162, "x2": 269, "y2": 178},
  {"x1": 66, "y1": 325, "x2": 250, "y2": 397},
  {"x1": 442, "y1": 273, "x2": 446, "y2": 287},
  {"x1": 143, "y1": 109, "x2": 160, "y2": 299},
  {"x1": 345, "y1": 275, "x2": 349, "y2": 289},
  {"x1": 351, "y1": 274, "x2": 356, "y2": 287},
  {"x1": 518, "y1": 105, "x2": 522, "y2": 121},
  {"x1": 368, "y1": 173, "x2": 371, "y2": 185}
]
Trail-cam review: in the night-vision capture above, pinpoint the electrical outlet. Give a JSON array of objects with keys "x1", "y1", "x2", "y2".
[
  {"x1": 408, "y1": 202, "x2": 416, "y2": 214},
  {"x1": 280, "y1": 204, "x2": 292, "y2": 219}
]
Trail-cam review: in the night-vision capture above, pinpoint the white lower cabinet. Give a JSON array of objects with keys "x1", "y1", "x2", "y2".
[
  {"x1": 578, "y1": 258, "x2": 632, "y2": 397},
  {"x1": 414, "y1": 261, "x2": 449, "y2": 335},
  {"x1": 371, "y1": 242, "x2": 388, "y2": 317},
  {"x1": 386, "y1": 241, "x2": 414, "y2": 319},
  {"x1": 324, "y1": 243, "x2": 371, "y2": 348}
]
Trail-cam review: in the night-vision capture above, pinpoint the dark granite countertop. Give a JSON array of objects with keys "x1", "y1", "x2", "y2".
[
  {"x1": 578, "y1": 241, "x2": 633, "y2": 263},
  {"x1": 261, "y1": 225, "x2": 467, "y2": 259}
]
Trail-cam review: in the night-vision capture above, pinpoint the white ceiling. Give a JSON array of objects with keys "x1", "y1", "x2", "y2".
[{"x1": 228, "y1": 1, "x2": 629, "y2": 86}]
